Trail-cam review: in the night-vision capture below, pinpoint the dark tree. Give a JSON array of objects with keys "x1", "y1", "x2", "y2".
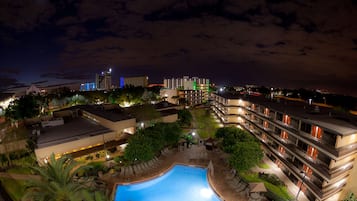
[
  {"x1": 177, "y1": 109, "x2": 192, "y2": 127},
  {"x1": 5, "y1": 95, "x2": 40, "y2": 120}
]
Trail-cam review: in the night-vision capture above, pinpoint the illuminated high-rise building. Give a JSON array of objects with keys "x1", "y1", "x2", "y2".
[{"x1": 96, "y1": 68, "x2": 112, "y2": 90}]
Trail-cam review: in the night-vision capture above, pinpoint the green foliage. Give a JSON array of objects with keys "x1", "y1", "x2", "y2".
[
  {"x1": 0, "y1": 178, "x2": 27, "y2": 201},
  {"x1": 109, "y1": 86, "x2": 145, "y2": 105},
  {"x1": 215, "y1": 127, "x2": 255, "y2": 153},
  {"x1": 239, "y1": 172, "x2": 292, "y2": 201},
  {"x1": 257, "y1": 163, "x2": 270, "y2": 169},
  {"x1": 124, "y1": 123, "x2": 181, "y2": 163},
  {"x1": 23, "y1": 153, "x2": 107, "y2": 201},
  {"x1": 343, "y1": 192, "x2": 357, "y2": 201},
  {"x1": 5, "y1": 95, "x2": 40, "y2": 120},
  {"x1": 124, "y1": 133, "x2": 155, "y2": 162},
  {"x1": 229, "y1": 141, "x2": 263, "y2": 171},
  {"x1": 191, "y1": 108, "x2": 218, "y2": 138},
  {"x1": 177, "y1": 109, "x2": 192, "y2": 127},
  {"x1": 215, "y1": 127, "x2": 263, "y2": 171},
  {"x1": 259, "y1": 173, "x2": 285, "y2": 186}
]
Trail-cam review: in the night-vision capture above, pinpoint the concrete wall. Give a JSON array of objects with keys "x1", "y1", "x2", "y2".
[
  {"x1": 0, "y1": 140, "x2": 27, "y2": 153},
  {"x1": 340, "y1": 153, "x2": 357, "y2": 200},
  {"x1": 335, "y1": 133, "x2": 357, "y2": 148}
]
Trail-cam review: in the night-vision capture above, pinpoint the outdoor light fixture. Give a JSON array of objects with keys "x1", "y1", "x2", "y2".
[{"x1": 296, "y1": 171, "x2": 306, "y2": 201}]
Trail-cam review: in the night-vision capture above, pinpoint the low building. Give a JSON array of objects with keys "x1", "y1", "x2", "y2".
[
  {"x1": 211, "y1": 92, "x2": 357, "y2": 201},
  {"x1": 34, "y1": 102, "x2": 180, "y2": 163},
  {"x1": 120, "y1": 76, "x2": 148, "y2": 88},
  {"x1": 34, "y1": 104, "x2": 136, "y2": 163}
]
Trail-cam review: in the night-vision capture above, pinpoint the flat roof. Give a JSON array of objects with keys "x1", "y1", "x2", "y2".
[
  {"x1": 58, "y1": 105, "x2": 134, "y2": 122},
  {"x1": 37, "y1": 117, "x2": 112, "y2": 148},
  {"x1": 84, "y1": 107, "x2": 134, "y2": 122},
  {"x1": 215, "y1": 93, "x2": 357, "y2": 135}
]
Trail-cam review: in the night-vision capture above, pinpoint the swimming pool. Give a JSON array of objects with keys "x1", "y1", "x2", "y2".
[{"x1": 115, "y1": 164, "x2": 221, "y2": 201}]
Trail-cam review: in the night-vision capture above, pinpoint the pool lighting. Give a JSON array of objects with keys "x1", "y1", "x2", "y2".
[{"x1": 200, "y1": 188, "x2": 214, "y2": 198}]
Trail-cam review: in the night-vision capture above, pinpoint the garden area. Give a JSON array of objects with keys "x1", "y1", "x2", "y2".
[
  {"x1": 190, "y1": 108, "x2": 219, "y2": 138},
  {"x1": 215, "y1": 126, "x2": 293, "y2": 201},
  {"x1": 239, "y1": 171, "x2": 293, "y2": 201}
]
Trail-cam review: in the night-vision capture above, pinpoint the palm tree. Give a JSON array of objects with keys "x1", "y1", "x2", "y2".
[{"x1": 22, "y1": 153, "x2": 106, "y2": 201}]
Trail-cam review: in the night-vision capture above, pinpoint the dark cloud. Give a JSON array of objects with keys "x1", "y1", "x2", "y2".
[
  {"x1": 40, "y1": 72, "x2": 92, "y2": 80},
  {"x1": 0, "y1": 76, "x2": 25, "y2": 92},
  {"x1": 0, "y1": 0, "x2": 356, "y2": 96},
  {"x1": 32, "y1": 80, "x2": 48, "y2": 85},
  {"x1": 0, "y1": 0, "x2": 55, "y2": 31}
]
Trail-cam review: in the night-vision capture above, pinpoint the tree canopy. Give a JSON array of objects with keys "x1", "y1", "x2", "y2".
[
  {"x1": 215, "y1": 127, "x2": 263, "y2": 171},
  {"x1": 5, "y1": 95, "x2": 40, "y2": 120},
  {"x1": 177, "y1": 109, "x2": 192, "y2": 127},
  {"x1": 23, "y1": 153, "x2": 107, "y2": 201},
  {"x1": 124, "y1": 122, "x2": 181, "y2": 163}
]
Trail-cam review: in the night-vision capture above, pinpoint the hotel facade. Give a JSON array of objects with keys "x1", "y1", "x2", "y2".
[
  {"x1": 211, "y1": 93, "x2": 357, "y2": 201},
  {"x1": 163, "y1": 76, "x2": 210, "y2": 105}
]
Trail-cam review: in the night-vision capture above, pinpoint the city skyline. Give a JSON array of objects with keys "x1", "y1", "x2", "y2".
[{"x1": 0, "y1": 0, "x2": 356, "y2": 95}]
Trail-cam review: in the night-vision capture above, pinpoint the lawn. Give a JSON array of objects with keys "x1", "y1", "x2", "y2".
[
  {"x1": 257, "y1": 163, "x2": 270, "y2": 169},
  {"x1": 0, "y1": 167, "x2": 32, "y2": 201},
  {"x1": 0, "y1": 178, "x2": 27, "y2": 201},
  {"x1": 190, "y1": 108, "x2": 219, "y2": 139},
  {"x1": 239, "y1": 171, "x2": 293, "y2": 201}
]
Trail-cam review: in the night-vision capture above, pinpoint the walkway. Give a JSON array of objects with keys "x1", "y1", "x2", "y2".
[
  {"x1": 0, "y1": 172, "x2": 40, "y2": 180},
  {"x1": 251, "y1": 157, "x2": 309, "y2": 201}
]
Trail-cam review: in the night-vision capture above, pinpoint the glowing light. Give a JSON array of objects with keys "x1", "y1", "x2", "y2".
[
  {"x1": 106, "y1": 154, "x2": 110, "y2": 159},
  {"x1": 120, "y1": 101, "x2": 133, "y2": 107},
  {"x1": 200, "y1": 188, "x2": 213, "y2": 198},
  {"x1": 140, "y1": 122, "x2": 145, "y2": 128},
  {"x1": 192, "y1": 132, "x2": 196, "y2": 136}
]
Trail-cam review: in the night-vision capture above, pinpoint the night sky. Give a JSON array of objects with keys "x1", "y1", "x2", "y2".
[{"x1": 0, "y1": 0, "x2": 356, "y2": 95}]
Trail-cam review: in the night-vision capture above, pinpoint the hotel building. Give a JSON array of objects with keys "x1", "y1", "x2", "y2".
[
  {"x1": 211, "y1": 93, "x2": 357, "y2": 201},
  {"x1": 163, "y1": 76, "x2": 210, "y2": 105}
]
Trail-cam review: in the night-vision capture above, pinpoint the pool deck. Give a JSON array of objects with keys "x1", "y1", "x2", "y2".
[{"x1": 101, "y1": 144, "x2": 308, "y2": 201}]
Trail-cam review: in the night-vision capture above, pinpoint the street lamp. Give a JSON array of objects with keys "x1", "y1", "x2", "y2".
[{"x1": 296, "y1": 171, "x2": 306, "y2": 201}]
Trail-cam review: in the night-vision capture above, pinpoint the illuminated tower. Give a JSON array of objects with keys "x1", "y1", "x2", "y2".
[{"x1": 96, "y1": 68, "x2": 112, "y2": 90}]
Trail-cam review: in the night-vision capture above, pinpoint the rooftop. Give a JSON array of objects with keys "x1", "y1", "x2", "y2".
[
  {"x1": 74, "y1": 105, "x2": 134, "y2": 122},
  {"x1": 37, "y1": 117, "x2": 112, "y2": 148},
  {"x1": 215, "y1": 93, "x2": 357, "y2": 135}
]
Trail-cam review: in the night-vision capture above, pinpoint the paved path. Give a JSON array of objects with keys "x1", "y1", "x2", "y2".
[
  {"x1": 0, "y1": 172, "x2": 40, "y2": 180},
  {"x1": 251, "y1": 157, "x2": 309, "y2": 201}
]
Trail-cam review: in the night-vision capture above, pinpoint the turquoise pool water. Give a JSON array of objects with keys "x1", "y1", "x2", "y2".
[{"x1": 115, "y1": 164, "x2": 221, "y2": 201}]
